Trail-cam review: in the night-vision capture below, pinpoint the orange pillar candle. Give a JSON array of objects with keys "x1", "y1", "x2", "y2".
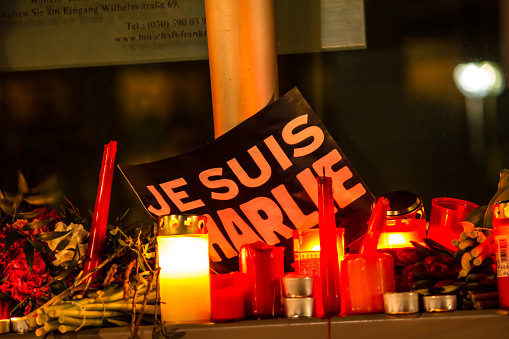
[
  {"x1": 83, "y1": 141, "x2": 117, "y2": 279},
  {"x1": 341, "y1": 253, "x2": 395, "y2": 314},
  {"x1": 317, "y1": 176, "x2": 341, "y2": 316},
  {"x1": 341, "y1": 197, "x2": 395, "y2": 314}
]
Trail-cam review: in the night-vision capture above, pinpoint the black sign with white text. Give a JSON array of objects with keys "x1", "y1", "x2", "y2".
[{"x1": 119, "y1": 87, "x2": 375, "y2": 271}]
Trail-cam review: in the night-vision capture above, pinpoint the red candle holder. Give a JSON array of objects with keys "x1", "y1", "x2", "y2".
[
  {"x1": 239, "y1": 241, "x2": 284, "y2": 319},
  {"x1": 427, "y1": 197, "x2": 478, "y2": 251}
]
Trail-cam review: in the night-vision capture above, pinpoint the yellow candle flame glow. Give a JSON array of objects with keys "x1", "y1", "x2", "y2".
[{"x1": 157, "y1": 235, "x2": 211, "y2": 324}]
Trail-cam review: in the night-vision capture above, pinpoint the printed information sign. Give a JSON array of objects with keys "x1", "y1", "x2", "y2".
[{"x1": 0, "y1": 0, "x2": 365, "y2": 71}]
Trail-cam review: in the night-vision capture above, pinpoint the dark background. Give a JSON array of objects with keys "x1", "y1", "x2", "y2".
[{"x1": 0, "y1": 0, "x2": 506, "y2": 225}]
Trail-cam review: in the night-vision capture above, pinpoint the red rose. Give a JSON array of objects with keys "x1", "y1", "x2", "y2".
[{"x1": 0, "y1": 250, "x2": 50, "y2": 314}]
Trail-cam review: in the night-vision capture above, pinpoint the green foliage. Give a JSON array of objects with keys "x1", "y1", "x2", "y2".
[{"x1": 465, "y1": 169, "x2": 509, "y2": 230}]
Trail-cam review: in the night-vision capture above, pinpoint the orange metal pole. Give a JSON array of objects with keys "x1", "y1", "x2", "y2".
[{"x1": 205, "y1": 0, "x2": 279, "y2": 137}]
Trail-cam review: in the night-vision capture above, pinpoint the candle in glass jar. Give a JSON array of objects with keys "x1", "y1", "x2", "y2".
[
  {"x1": 239, "y1": 241, "x2": 284, "y2": 319},
  {"x1": 157, "y1": 215, "x2": 211, "y2": 324}
]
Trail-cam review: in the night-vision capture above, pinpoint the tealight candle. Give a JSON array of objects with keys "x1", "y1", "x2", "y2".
[
  {"x1": 282, "y1": 273, "x2": 314, "y2": 298},
  {"x1": 0, "y1": 319, "x2": 9, "y2": 334},
  {"x1": 283, "y1": 297, "x2": 315, "y2": 318},
  {"x1": 423, "y1": 295, "x2": 457, "y2": 312},
  {"x1": 383, "y1": 292, "x2": 419, "y2": 314},
  {"x1": 10, "y1": 317, "x2": 28, "y2": 334}
]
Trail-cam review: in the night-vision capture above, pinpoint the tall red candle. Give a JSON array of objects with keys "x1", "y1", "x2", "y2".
[
  {"x1": 83, "y1": 141, "x2": 117, "y2": 280},
  {"x1": 317, "y1": 176, "x2": 341, "y2": 316}
]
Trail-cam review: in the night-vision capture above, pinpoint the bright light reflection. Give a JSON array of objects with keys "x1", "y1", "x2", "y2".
[
  {"x1": 387, "y1": 233, "x2": 407, "y2": 246},
  {"x1": 311, "y1": 244, "x2": 321, "y2": 251},
  {"x1": 453, "y1": 61, "x2": 504, "y2": 98}
]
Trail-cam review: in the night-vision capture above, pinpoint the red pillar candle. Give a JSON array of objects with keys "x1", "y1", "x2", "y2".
[
  {"x1": 83, "y1": 141, "x2": 117, "y2": 279},
  {"x1": 317, "y1": 176, "x2": 341, "y2": 316},
  {"x1": 210, "y1": 272, "x2": 246, "y2": 322},
  {"x1": 239, "y1": 241, "x2": 284, "y2": 319}
]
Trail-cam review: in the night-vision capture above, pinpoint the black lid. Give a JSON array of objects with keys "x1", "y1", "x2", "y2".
[{"x1": 378, "y1": 190, "x2": 422, "y2": 216}]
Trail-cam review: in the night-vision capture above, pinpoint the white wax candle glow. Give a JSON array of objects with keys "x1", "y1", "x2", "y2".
[{"x1": 157, "y1": 235, "x2": 211, "y2": 324}]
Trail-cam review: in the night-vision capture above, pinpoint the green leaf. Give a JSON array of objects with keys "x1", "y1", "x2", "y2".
[
  {"x1": 423, "y1": 238, "x2": 456, "y2": 257},
  {"x1": 23, "y1": 192, "x2": 62, "y2": 206},
  {"x1": 465, "y1": 205, "x2": 487, "y2": 228},
  {"x1": 52, "y1": 247, "x2": 79, "y2": 281},
  {"x1": 410, "y1": 241, "x2": 436, "y2": 257},
  {"x1": 22, "y1": 218, "x2": 53, "y2": 231},
  {"x1": 0, "y1": 197, "x2": 13, "y2": 215},
  {"x1": 484, "y1": 169, "x2": 509, "y2": 229},
  {"x1": 1, "y1": 191, "x2": 17, "y2": 204},
  {"x1": 34, "y1": 230, "x2": 72, "y2": 242},
  {"x1": 12, "y1": 192, "x2": 23, "y2": 212},
  {"x1": 24, "y1": 241, "x2": 35, "y2": 275},
  {"x1": 55, "y1": 236, "x2": 71, "y2": 252},
  {"x1": 17, "y1": 171, "x2": 29, "y2": 195},
  {"x1": 118, "y1": 239, "x2": 128, "y2": 247},
  {"x1": 135, "y1": 250, "x2": 148, "y2": 272},
  {"x1": 30, "y1": 174, "x2": 58, "y2": 194},
  {"x1": 105, "y1": 318, "x2": 130, "y2": 327},
  {"x1": 28, "y1": 239, "x2": 53, "y2": 256},
  {"x1": 411, "y1": 279, "x2": 436, "y2": 290},
  {"x1": 13, "y1": 210, "x2": 43, "y2": 220},
  {"x1": 3, "y1": 229, "x2": 18, "y2": 255},
  {"x1": 49, "y1": 280, "x2": 68, "y2": 296}
]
